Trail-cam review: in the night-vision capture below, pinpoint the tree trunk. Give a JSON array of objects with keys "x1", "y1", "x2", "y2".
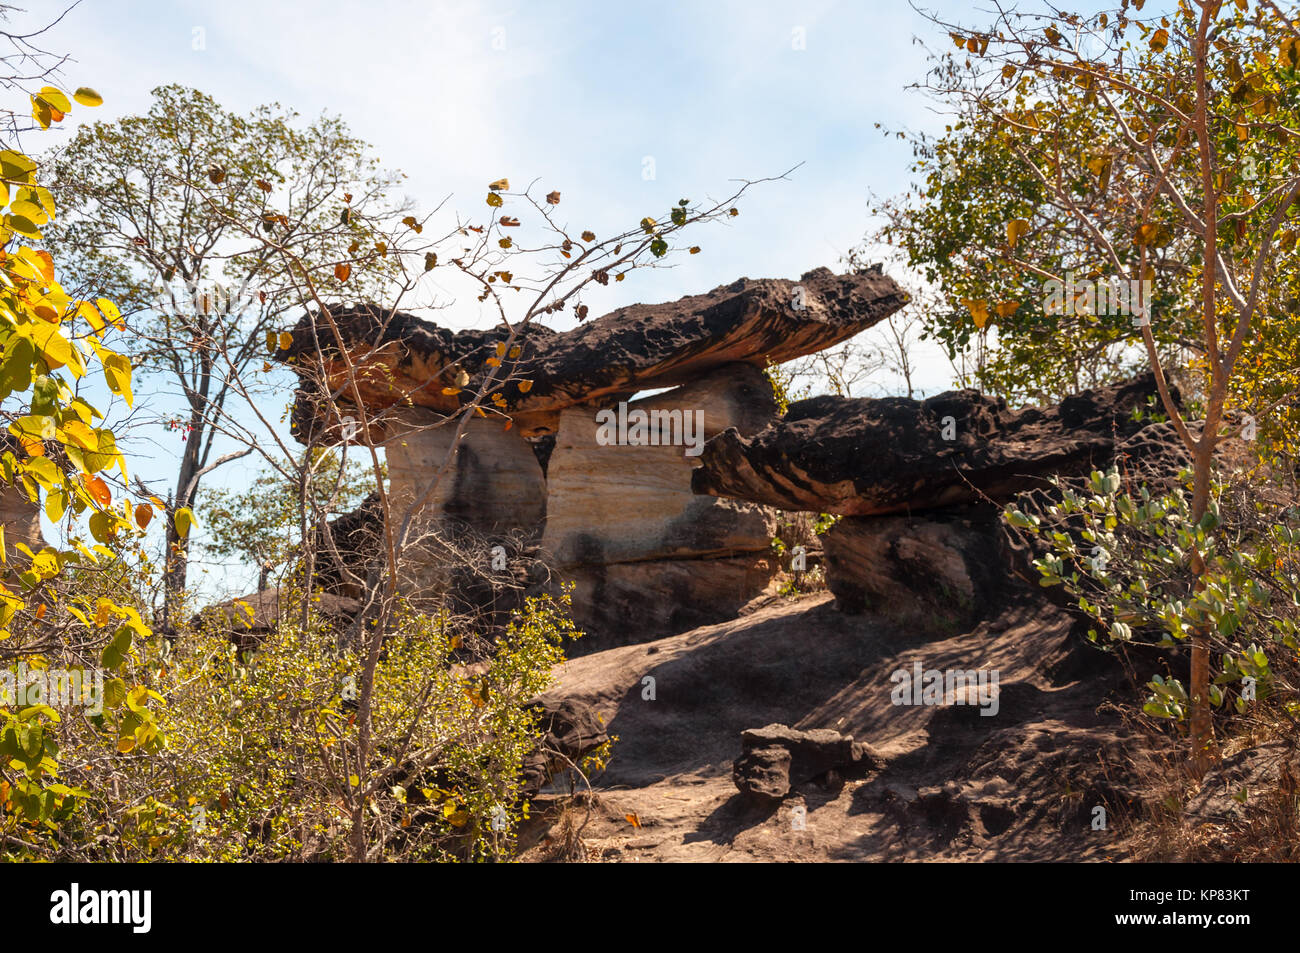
[
  {"x1": 1188, "y1": 440, "x2": 1215, "y2": 776},
  {"x1": 162, "y1": 419, "x2": 204, "y2": 635}
]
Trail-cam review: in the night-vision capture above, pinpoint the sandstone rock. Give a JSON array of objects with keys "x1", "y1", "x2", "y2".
[
  {"x1": 822, "y1": 508, "x2": 1007, "y2": 625},
  {"x1": 312, "y1": 491, "x2": 383, "y2": 600},
  {"x1": 538, "y1": 363, "x2": 783, "y2": 645},
  {"x1": 386, "y1": 409, "x2": 547, "y2": 538},
  {"x1": 522, "y1": 695, "x2": 611, "y2": 794},
  {"x1": 541, "y1": 364, "x2": 779, "y2": 568},
  {"x1": 732, "y1": 723, "x2": 873, "y2": 803},
  {"x1": 562, "y1": 553, "x2": 779, "y2": 652},
  {"x1": 0, "y1": 482, "x2": 43, "y2": 561},
  {"x1": 693, "y1": 373, "x2": 1182, "y2": 516},
  {"x1": 281, "y1": 267, "x2": 906, "y2": 442}
]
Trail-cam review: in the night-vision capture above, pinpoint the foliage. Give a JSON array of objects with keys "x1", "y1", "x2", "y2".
[
  {"x1": 875, "y1": 0, "x2": 1300, "y2": 431},
  {"x1": 0, "y1": 76, "x2": 166, "y2": 850},
  {"x1": 202, "y1": 449, "x2": 381, "y2": 574},
  {"x1": 43, "y1": 84, "x2": 409, "y2": 612},
  {"x1": 1008, "y1": 464, "x2": 1300, "y2": 727}
]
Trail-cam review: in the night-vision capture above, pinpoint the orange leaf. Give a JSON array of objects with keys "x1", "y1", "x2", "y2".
[
  {"x1": 134, "y1": 504, "x2": 153, "y2": 531},
  {"x1": 83, "y1": 474, "x2": 111, "y2": 508},
  {"x1": 625, "y1": 813, "x2": 642, "y2": 828},
  {"x1": 334, "y1": 263, "x2": 352, "y2": 282},
  {"x1": 33, "y1": 250, "x2": 55, "y2": 283}
]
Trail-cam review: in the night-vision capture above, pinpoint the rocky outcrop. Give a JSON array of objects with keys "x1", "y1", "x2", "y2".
[
  {"x1": 522, "y1": 696, "x2": 611, "y2": 795},
  {"x1": 821, "y1": 506, "x2": 1009, "y2": 627},
  {"x1": 275, "y1": 268, "x2": 905, "y2": 644},
  {"x1": 692, "y1": 373, "x2": 1183, "y2": 515},
  {"x1": 691, "y1": 374, "x2": 1198, "y2": 622},
  {"x1": 521, "y1": 594, "x2": 1145, "y2": 862}
]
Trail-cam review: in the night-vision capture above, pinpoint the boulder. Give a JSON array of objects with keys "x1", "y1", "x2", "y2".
[
  {"x1": 732, "y1": 723, "x2": 878, "y2": 804},
  {"x1": 521, "y1": 695, "x2": 611, "y2": 794},
  {"x1": 821, "y1": 507, "x2": 1007, "y2": 626}
]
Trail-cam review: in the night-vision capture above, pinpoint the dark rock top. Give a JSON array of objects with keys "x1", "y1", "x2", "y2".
[
  {"x1": 692, "y1": 373, "x2": 1184, "y2": 515},
  {"x1": 279, "y1": 267, "x2": 907, "y2": 442}
]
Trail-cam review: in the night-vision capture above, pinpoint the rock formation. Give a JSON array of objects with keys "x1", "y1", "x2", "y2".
[
  {"x1": 281, "y1": 266, "x2": 907, "y2": 441},
  {"x1": 277, "y1": 268, "x2": 908, "y2": 643},
  {"x1": 689, "y1": 373, "x2": 1196, "y2": 625},
  {"x1": 691, "y1": 373, "x2": 1184, "y2": 515}
]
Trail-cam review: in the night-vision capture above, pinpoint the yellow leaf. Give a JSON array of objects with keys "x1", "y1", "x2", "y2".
[
  {"x1": 78, "y1": 301, "x2": 107, "y2": 336},
  {"x1": 104, "y1": 352, "x2": 133, "y2": 405},
  {"x1": 488, "y1": 178, "x2": 509, "y2": 191},
  {"x1": 73, "y1": 87, "x2": 104, "y2": 107},
  {"x1": 1006, "y1": 218, "x2": 1030, "y2": 249},
  {"x1": 117, "y1": 736, "x2": 136, "y2": 754},
  {"x1": 95, "y1": 297, "x2": 123, "y2": 330},
  {"x1": 278, "y1": 331, "x2": 293, "y2": 351},
  {"x1": 517, "y1": 379, "x2": 533, "y2": 393},
  {"x1": 1149, "y1": 28, "x2": 1169, "y2": 53},
  {"x1": 61, "y1": 420, "x2": 98, "y2": 451},
  {"x1": 963, "y1": 298, "x2": 991, "y2": 329},
  {"x1": 174, "y1": 507, "x2": 196, "y2": 538}
]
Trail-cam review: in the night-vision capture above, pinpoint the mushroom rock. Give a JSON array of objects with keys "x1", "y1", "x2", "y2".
[
  {"x1": 275, "y1": 267, "x2": 907, "y2": 643},
  {"x1": 279, "y1": 267, "x2": 907, "y2": 441}
]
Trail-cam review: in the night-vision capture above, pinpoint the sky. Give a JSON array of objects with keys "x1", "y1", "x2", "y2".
[{"x1": 11, "y1": 0, "x2": 1148, "y2": 598}]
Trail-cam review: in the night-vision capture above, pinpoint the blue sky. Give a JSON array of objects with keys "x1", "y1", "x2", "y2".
[{"x1": 16, "y1": 0, "x2": 1153, "y2": 596}]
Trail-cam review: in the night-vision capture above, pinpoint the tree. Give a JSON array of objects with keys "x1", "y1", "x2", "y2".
[
  {"x1": 44, "y1": 85, "x2": 406, "y2": 632},
  {"x1": 201, "y1": 449, "x2": 379, "y2": 589},
  {"x1": 898, "y1": 0, "x2": 1300, "y2": 771},
  {"x1": 247, "y1": 171, "x2": 780, "y2": 860},
  {"x1": 0, "y1": 12, "x2": 163, "y2": 851}
]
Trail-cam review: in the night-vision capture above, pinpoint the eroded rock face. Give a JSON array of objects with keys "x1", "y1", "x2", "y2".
[
  {"x1": 0, "y1": 484, "x2": 43, "y2": 560},
  {"x1": 541, "y1": 363, "x2": 783, "y2": 647},
  {"x1": 383, "y1": 411, "x2": 547, "y2": 604},
  {"x1": 821, "y1": 507, "x2": 1008, "y2": 627},
  {"x1": 281, "y1": 267, "x2": 907, "y2": 442},
  {"x1": 386, "y1": 410, "x2": 548, "y2": 537},
  {"x1": 542, "y1": 364, "x2": 779, "y2": 567},
  {"x1": 562, "y1": 554, "x2": 779, "y2": 650},
  {"x1": 693, "y1": 373, "x2": 1180, "y2": 516}
]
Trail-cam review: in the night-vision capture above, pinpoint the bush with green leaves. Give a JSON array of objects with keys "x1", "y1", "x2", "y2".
[
  {"x1": 7, "y1": 582, "x2": 581, "y2": 861},
  {"x1": 1007, "y1": 465, "x2": 1300, "y2": 728}
]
